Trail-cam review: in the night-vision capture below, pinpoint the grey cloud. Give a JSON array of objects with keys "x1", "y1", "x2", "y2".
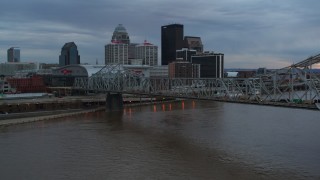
[{"x1": 0, "y1": 0, "x2": 320, "y2": 68}]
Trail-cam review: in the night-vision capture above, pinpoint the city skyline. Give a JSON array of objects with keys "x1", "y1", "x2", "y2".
[{"x1": 0, "y1": 0, "x2": 319, "y2": 68}]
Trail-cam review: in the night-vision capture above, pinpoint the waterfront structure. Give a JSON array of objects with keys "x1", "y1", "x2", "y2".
[
  {"x1": 191, "y1": 52, "x2": 224, "y2": 78},
  {"x1": 184, "y1": 36, "x2": 203, "y2": 53},
  {"x1": 74, "y1": 52, "x2": 320, "y2": 106},
  {"x1": 168, "y1": 60, "x2": 200, "y2": 78},
  {"x1": 161, "y1": 24, "x2": 184, "y2": 65},
  {"x1": 59, "y1": 42, "x2": 80, "y2": 66},
  {"x1": 135, "y1": 40, "x2": 158, "y2": 66},
  {"x1": 176, "y1": 48, "x2": 197, "y2": 62},
  {"x1": 105, "y1": 42, "x2": 129, "y2": 65},
  {"x1": 7, "y1": 75, "x2": 46, "y2": 93},
  {"x1": 51, "y1": 64, "x2": 105, "y2": 87},
  {"x1": 7, "y1": 47, "x2": 20, "y2": 62}
]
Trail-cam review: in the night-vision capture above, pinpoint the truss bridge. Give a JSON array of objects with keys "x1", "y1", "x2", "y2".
[{"x1": 73, "y1": 53, "x2": 320, "y2": 110}]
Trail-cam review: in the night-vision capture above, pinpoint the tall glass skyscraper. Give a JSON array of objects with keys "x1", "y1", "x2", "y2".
[
  {"x1": 59, "y1": 42, "x2": 80, "y2": 66},
  {"x1": 7, "y1": 47, "x2": 20, "y2": 62},
  {"x1": 161, "y1": 24, "x2": 184, "y2": 65}
]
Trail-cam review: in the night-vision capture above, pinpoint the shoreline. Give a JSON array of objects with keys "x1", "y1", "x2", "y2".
[
  {"x1": 0, "y1": 100, "x2": 180, "y2": 127},
  {"x1": 0, "y1": 107, "x2": 105, "y2": 127},
  {"x1": 1, "y1": 98, "x2": 318, "y2": 127}
]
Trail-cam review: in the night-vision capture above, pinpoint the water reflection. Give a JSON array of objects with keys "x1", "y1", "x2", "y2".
[{"x1": 105, "y1": 111, "x2": 124, "y2": 131}]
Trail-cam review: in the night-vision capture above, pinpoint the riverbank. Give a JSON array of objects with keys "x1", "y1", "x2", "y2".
[
  {"x1": 0, "y1": 107, "x2": 105, "y2": 127},
  {"x1": 1, "y1": 96, "x2": 318, "y2": 127},
  {"x1": 0, "y1": 99, "x2": 180, "y2": 126}
]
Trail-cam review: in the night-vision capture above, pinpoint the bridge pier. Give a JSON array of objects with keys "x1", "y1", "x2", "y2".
[{"x1": 106, "y1": 92, "x2": 124, "y2": 111}]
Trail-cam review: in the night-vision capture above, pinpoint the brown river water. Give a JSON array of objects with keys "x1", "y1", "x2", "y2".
[{"x1": 0, "y1": 100, "x2": 319, "y2": 179}]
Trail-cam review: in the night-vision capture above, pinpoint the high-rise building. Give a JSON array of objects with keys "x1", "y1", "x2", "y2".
[
  {"x1": 105, "y1": 42, "x2": 129, "y2": 65},
  {"x1": 183, "y1": 36, "x2": 203, "y2": 53},
  {"x1": 135, "y1": 40, "x2": 158, "y2": 66},
  {"x1": 161, "y1": 24, "x2": 184, "y2": 65},
  {"x1": 176, "y1": 48, "x2": 197, "y2": 62},
  {"x1": 59, "y1": 42, "x2": 80, "y2": 66},
  {"x1": 111, "y1": 24, "x2": 130, "y2": 44},
  {"x1": 7, "y1": 47, "x2": 20, "y2": 62},
  {"x1": 191, "y1": 52, "x2": 224, "y2": 78},
  {"x1": 105, "y1": 24, "x2": 132, "y2": 65}
]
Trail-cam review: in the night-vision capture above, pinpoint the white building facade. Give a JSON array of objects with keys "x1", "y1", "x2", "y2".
[
  {"x1": 135, "y1": 41, "x2": 158, "y2": 66},
  {"x1": 105, "y1": 43, "x2": 129, "y2": 65}
]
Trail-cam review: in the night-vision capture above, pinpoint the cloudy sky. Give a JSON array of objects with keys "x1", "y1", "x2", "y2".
[{"x1": 0, "y1": 0, "x2": 319, "y2": 68}]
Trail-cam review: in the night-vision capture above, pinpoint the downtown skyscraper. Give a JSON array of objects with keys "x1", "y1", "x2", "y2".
[
  {"x1": 7, "y1": 47, "x2": 20, "y2": 62},
  {"x1": 105, "y1": 24, "x2": 130, "y2": 65},
  {"x1": 161, "y1": 24, "x2": 184, "y2": 65},
  {"x1": 59, "y1": 42, "x2": 80, "y2": 66}
]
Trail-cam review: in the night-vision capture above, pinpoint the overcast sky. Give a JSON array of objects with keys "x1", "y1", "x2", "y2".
[{"x1": 0, "y1": 0, "x2": 319, "y2": 68}]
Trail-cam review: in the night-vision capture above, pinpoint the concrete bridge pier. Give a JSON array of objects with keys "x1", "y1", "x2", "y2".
[{"x1": 106, "y1": 92, "x2": 123, "y2": 111}]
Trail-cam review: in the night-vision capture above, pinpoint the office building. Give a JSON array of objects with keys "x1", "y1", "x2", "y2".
[
  {"x1": 105, "y1": 24, "x2": 132, "y2": 65},
  {"x1": 150, "y1": 66, "x2": 168, "y2": 78},
  {"x1": 135, "y1": 40, "x2": 158, "y2": 66},
  {"x1": 7, "y1": 47, "x2": 20, "y2": 62},
  {"x1": 111, "y1": 24, "x2": 130, "y2": 44},
  {"x1": 191, "y1": 52, "x2": 224, "y2": 78},
  {"x1": 105, "y1": 42, "x2": 129, "y2": 65},
  {"x1": 129, "y1": 43, "x2": 138, "y2": 59},
  {"x1": 0, "y1": 62, "x2": 38, "y2": 76},
  {"x1": 161, "y1": 24, "x2": 184, "y2": 65},
  {"x1": 176, "y1": 48, "x2": 197, "y2": 62},
  {"x1": 183, "y1": 36, "x2": 203, "y2": 53},
  {"x1": 168, "y1": 60, "x2": 200, "y2": 78},
  {"x1": 59, "y1": 42, "x2": 80, "y2": 66}
]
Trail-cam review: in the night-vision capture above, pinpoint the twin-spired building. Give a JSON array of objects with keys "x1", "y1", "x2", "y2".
[{"x1": 105, "y1": 24, "x2": 158, "y2": 66}]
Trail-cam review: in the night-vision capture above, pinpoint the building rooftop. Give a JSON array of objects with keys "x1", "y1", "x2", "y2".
[{"x1": 62, "y1": 42, "x2": 77, "y2": 49}]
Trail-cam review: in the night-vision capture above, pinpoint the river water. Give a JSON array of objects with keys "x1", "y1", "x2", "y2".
[{"x1": 0, "y1": 100, "x2": 319, "y2": 179}]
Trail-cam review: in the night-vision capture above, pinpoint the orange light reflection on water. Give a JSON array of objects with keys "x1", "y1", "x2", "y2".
[
  {"x1": 182, "y1": 101, "x2": 185, "y2": 110},
  {"x1": 153, "y1": 105, "x2": 157, "y2": 112},
  {"x1": 124, "y1": 108, "x2": 132, "y2": 114},
  {"x1": 162, "y1": 104, "x2": 165, "y2": 111}
]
